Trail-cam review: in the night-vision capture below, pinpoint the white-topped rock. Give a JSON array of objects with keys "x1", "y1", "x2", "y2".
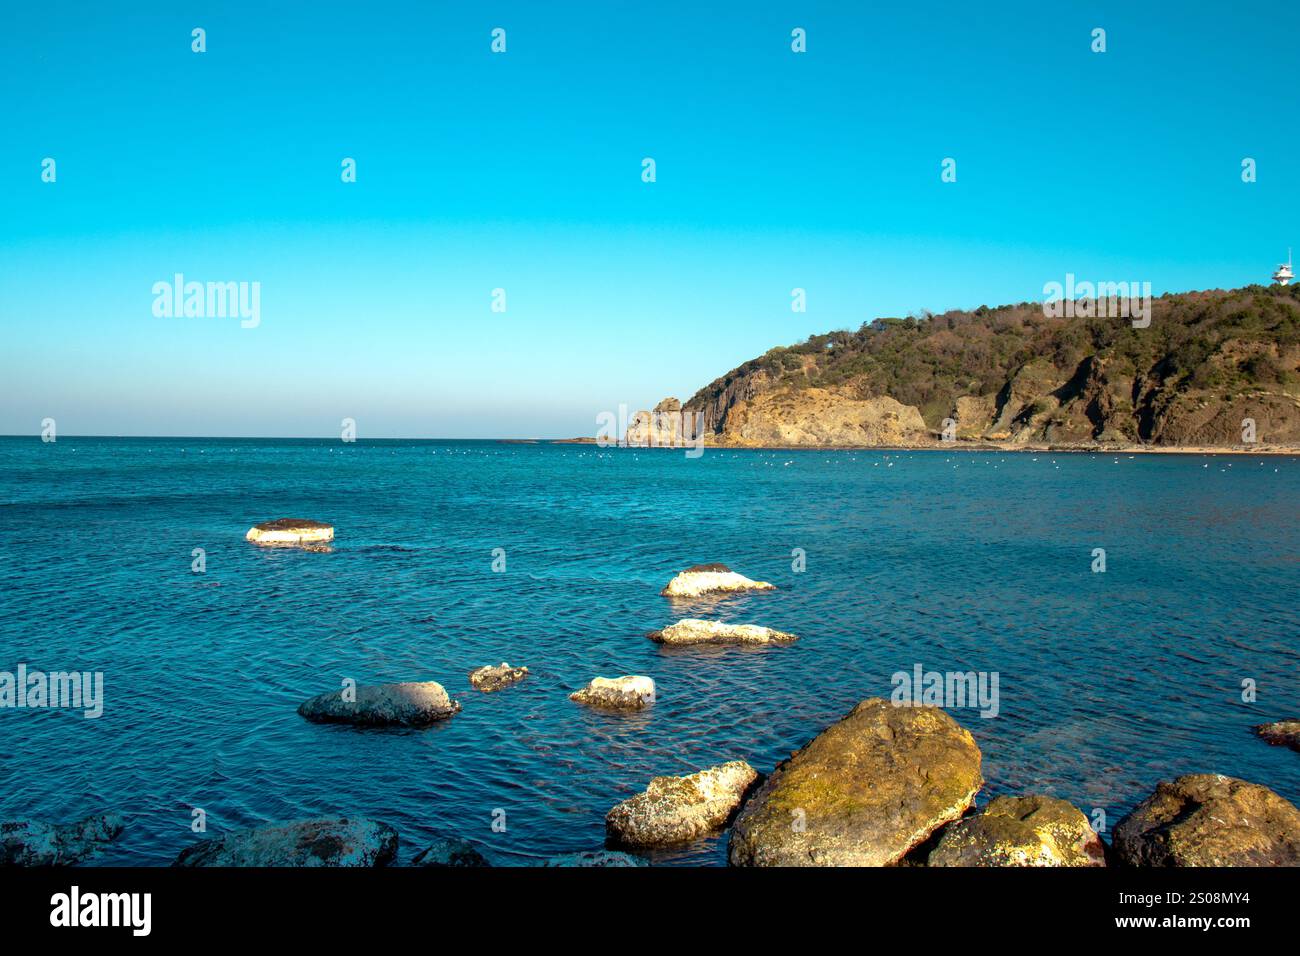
[
  {"x1": 606, "y1": 761, "x2": 759, "y2": 846},
  {"x1": 648, "y1": 619, "x2": 797, "y2": 646},
  {"x1": 569, "y1": 676, "x2": 656, "y2": 711},
  {"x1": 660, "y1": 563, "x2": 775, "y2": 598},
  {"x1": 246, "y1": 518, "x2": 334, "y2": 547}
]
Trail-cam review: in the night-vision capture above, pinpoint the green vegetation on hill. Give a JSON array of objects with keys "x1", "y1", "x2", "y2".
[{"x1": 686, "y1": 285, "x2": 1300, "y2": 443}]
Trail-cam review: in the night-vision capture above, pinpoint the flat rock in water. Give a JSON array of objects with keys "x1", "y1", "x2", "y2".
[
  {"x1": 0, "y1": 813, "x2": 124, "y2": 866},
  {"x1": 569, "y1": 675, "x2": 655, "y2": 711},
  {"x1": 1255, "y1": 720, "x2": 1300, "y2": 752},
  {"x1": 298, "y1": 681, "x2": 460, "y2": 727},
  {"x1": 606, "y1": 761, "x2": 759, "y2": 846},
  {"x1": 174, "y1": 817, "x2": 397, "y2": 867},
  {"x1": 648, "y1": 619, "x2": 797, "y2": 646},
  {"x1": 245, "y1": 518, "x2": 334, "y2": 547},
  {"x1": 660, "y1": 564, "x2": 776, "y2": 598},
  {"x1": 927, "y1": 795, "x2": 1105, "y2": 867},
  {"x1": 728, "y1": 698, "x2": 983, "y2": 866},
  {"x1": 411, "y1": 833, "x2": 490, "y2": 867},
  {"x1": 469, "y1": 662, "x2": 529, "y2": 692},
  {"x1": 542, "y1": 850, "x2": 645, "y2": 867},
  {"x1": 1112, "y1": 773, "x2": 1300, "y2": 866}
]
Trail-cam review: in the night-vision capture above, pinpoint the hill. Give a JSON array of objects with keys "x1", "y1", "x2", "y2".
[{"x1": 673, "y1": 285, "x2": 1300, "y2": 448}]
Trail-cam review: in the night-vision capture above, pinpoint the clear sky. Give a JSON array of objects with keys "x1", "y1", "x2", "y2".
[{"x1": 1, "y1": 2, "x2": 1296, "y2": 438}]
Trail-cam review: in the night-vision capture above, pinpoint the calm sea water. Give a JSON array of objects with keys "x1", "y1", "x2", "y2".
[{"x1": 0, "y1": 437, "x2": 1296, "y2": 866}]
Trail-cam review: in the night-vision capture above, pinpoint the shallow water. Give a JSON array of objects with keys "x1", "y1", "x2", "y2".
[{"x1": 0, "y1": 437, "x2": 1296, "y2": 865}]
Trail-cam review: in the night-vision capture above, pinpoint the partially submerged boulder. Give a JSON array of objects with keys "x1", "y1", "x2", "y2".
[
  {"x1": 245, "y1": 518, "x2": 334, "y2": 547},
  {"x1": 411, "y1": 833, "x2": 490, "y2": 867},
  {"x1": 1255, "y1": 720, "x2": 1300, "y2": 752},
  {"x1": 606, "y1": 761, "x2": 759, "y2": 846},
  {"x1": 542, "y1": 850, "x2": 645, "y2": 867},
  {"x1": 469, "y1": 662, "x2": 529, "y2": 692},
  {"x1": 729, "y1": 698, "x2": 983, "y2": 866},
  {"x1": 298, "y1": 681, "x2": 460, "y2": 727},
  {"x1": 174, "y1": 817, "x2": 397, "y2": 867},
  {"x1": 660, "y1": 564, "x2": 776, "y2": 598},
  {"x1": 1112, "y1": 773, "x2": 1300, "y2": 866},
  {"x1": 648, "y1": 619, "x2": 797, "y2": 647},
  {"x1": 0, "y1": 813, "x2": 123, "y2": 866},
  {"x1": 569, "y1": 676, "x2": 655, "y2": 711},
  {"x1": 928, "y1": 795, "x2": 1105, "y2": 867}
]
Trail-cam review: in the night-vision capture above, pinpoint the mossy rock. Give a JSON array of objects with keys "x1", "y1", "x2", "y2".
[
  {"x1": 728, "y1": 698, "x2": 982, "y2": 866},
  {"x1": 928, "y1": 795, "x2": 1105, "y2": 866},
  {"x1": 1113, "y1": 774, "x2": 1300, "y2": 866}
]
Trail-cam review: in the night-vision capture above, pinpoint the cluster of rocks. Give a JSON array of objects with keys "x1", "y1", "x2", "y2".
[
  {"x1": 723, "y1": 698, "x2": 1300, "y2": 867},
  {"x1": 113, "y1": 525, "x2": 1289, "y2": 869},
  {"x1": 9, "y1": 700, "x2": 1299, "y2": 867}
]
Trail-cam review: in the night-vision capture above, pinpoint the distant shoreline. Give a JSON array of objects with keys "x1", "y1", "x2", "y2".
[
  {"x1": 5, "y1": 434, "x2": 1297, "y2": 456},
  {"x1": 556, "y1": 437, "x2": 1300, "y2": 456}
]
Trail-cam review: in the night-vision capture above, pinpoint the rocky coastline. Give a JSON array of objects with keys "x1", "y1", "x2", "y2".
[{"x1": 7, "y1": 534, "x2": 1294, "y2": 869}]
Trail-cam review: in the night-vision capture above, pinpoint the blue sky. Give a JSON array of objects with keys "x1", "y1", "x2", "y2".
[{"x1": 1, "y1": 2, "x2": 1296, "y2": 437}]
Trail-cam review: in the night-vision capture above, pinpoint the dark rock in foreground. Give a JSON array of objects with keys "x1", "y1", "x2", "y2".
[
  {"x1": 606, "y1": 761, "x2": 759, "y2": 846},
  {"x1": 928, "y1": 795, "x2": 1105, "y2": 867},
  {"x1": 469, "y1": 662, "x2": 529, "y2": 692},
  {"x1": 411, "y1": 833, "x2": 490, "y2": 867},
  {"x1": 542, "y1": 850, "x2": 645, "y2": 867},
  {"x1": 174, "y1": 817, "x2": 397, "y2": 867},
  {"x1": 298, "y1": 681, "x2": 461, "y2": 727},
  {"x1": 1113, "y1": 774, "x2": 1300, "y2": 867},
  {"x1": 1255, "y1": 720, "x2": 1300, "y2": 752},
  {"x1": 729, "y1": 698, "x2": 982, "y2": 866},
  {"x1": 0, "y1": 813, "x2": 124, "y2": 866}
]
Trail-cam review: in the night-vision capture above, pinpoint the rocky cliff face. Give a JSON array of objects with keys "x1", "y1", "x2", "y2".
[{"x1": 677, "y1": 285, "x2": 1300, "y2": 448}]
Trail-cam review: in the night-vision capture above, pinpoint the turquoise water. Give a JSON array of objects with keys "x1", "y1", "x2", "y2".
[{"x1": 0, "y1": 437, "x2": 1296, "y2": 865}]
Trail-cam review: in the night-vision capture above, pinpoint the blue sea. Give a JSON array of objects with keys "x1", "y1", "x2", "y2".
[{"x1": 0, "y1": 437, "x2": 1297, "y2": 866}]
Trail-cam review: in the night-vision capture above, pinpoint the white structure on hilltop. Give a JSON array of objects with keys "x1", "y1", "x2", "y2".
[{"x1": 1274, "y1": 249, "x2": 1293, "y2": 285}]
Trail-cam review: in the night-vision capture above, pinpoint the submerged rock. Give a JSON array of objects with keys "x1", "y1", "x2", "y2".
[
  {"x1": 606, "y1": 761, "x2": 759, "y2": 847},
  {"x1": 729, "y1": 698, "x2": 983, "y2": 866},
  {"x1": 469, "y1": 662, "x2": 529, "y2": 692},
  {"x1": 245, "y1": 517, "x2": 334, "y2": 547},
  {"x1": 569, "y1": 676, "x2": 655, "y2": 711},
  {"x1": 411, "y1": 833, "x2": 490, "y2": 867},
  {"x1": 0, "y1": 813, "x2": 124, "y2": 866},
  {"x1": 1255, "y1": 720, "x2": 1300, "y2": 752},
  {"x1": 927, "y1": 795, "x2": 1105, "y2": 867},
  {"x1": 174, "y1": 817, "x2": 397, "y2": 867},
  {"x1": 660, "y1": 564, "x2": 776, "y2": 598},
  {"x1": 542, "y1": 850, "x2": 645, "y2": 867},
  {"x1": 648, "y1": 619, "x2": 797, "y2": 647},
  {"x1": 298, "y1": 681, "x2": 461, "y2": 727},
  {"x1": 1112, "y1": 773, "x2": 1300, "y2": 866}
]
